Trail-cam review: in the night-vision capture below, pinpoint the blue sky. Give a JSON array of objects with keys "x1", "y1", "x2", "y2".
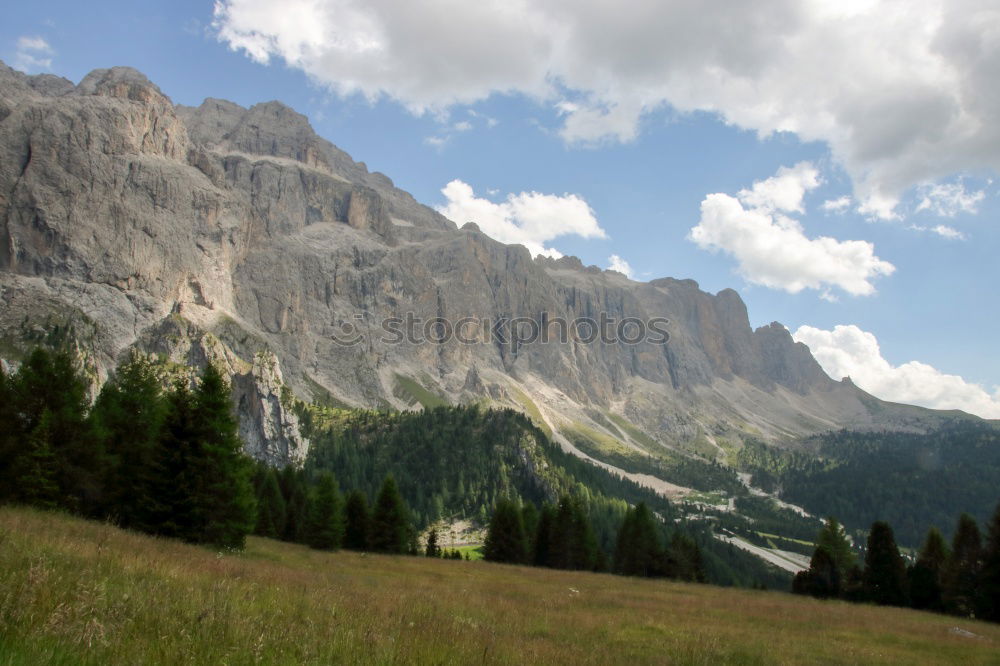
[{"x1": 4, "y1": 1, "x2": 1000, "y2": 417}]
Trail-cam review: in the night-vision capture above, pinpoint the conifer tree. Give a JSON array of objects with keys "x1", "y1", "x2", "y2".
[
  {"x1": 370, "y1": 475, "x2": 411, "y2": 554},
  {"x1": 190, "y1": 363, "x2": 256, "y2": 549},
  {"x1": 8, "y1": 347, "x2": 99, "y2": 513},
  {"x1": 664, "y1": 532, "x2": 706, "y2": 582},
  {"x1": 305, "y1": 471, "x2": 344, "y2": 550},
  {"x1": 343, "y1": 489, "x2": 371, "y2": 551},
  {"x1": 425, "y1": 528, "x2": 441, "y2": 558},
  {"x1": 816, "y1": 517, "x2": 855, "y2": 577},
  {"x1": 254, "y1": 466, "x2": 287, "y2": 539},
  {"x1": 909, "y1": 527, "x2": 948, "y2": 612},
  {"x1": 978, "y1": 502, "x2": 1000, "y2": 622},
  {"x1": 613, "y1": 503, "x2": 663, "y2": 577},
  {"x1": 863, "y1": 521, "x2": 909, "y2": 606},
  {"x1": 520, "y1": 502, "x2": 539, "y2": 544},
  {"x1": 944, "y1": 513, "x2": 983, "y2": 616},
  {"x1": 90, "y1": 352, "x2": 165, "y2": 530},
  {"x1": 533, "y1": 504, "x2": 555, "y2": 567},
  {"x1": 279, "y1": 466, "x2": 309, "y2": 543},
  {"x1": 149, "y1": 378, "x2": 200, "y2": 540},
  {"x1": 484, "y1": 498, "x2": 529, "y2": 564},
  {"x1": 0, "y1": 363, "x2": 16, "y2": 502},
  {"x1": 793, "y1": 546, "x2": 841, "y2": 598},
  {"x1": 14, "y1": 411, "x2": 60, "y2": 509},
  {"x1": 547, "y1": 495, "x2": 596, "y2": 570}
]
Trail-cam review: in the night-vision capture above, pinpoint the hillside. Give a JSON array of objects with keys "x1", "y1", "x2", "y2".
[{"x1": 2, "y1": 507, "x2": 998, "y2": 665}]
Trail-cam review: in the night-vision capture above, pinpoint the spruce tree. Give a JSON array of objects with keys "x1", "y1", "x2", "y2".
[
  {"x1": 816, "y1": 517, "x2": 855, "y2": 577},
  {"x1": 863, "y1": 521, "x2": 909, "y2": 606},
  {"x1": 533, "y1": 504, "x2": 555, "y2": 567},
  {"x1": 614, "y1": 503, "x2": 663, "y2": 577},
  {"x1": 484, "y1": 498, "x2": 529, "y2": 564},
  {"x1": 279, "y1": 466, "x2": 309, "y2": 543},
  {"x1": 944, "y1": 513, "x2": 983, "y2": 616},
  {"x1": 254, "y1": 466, "x2": 287, "y2": 539},
  {"x1": 14, "y1": 410, "x2": 60, "y2": 509},
  {"x1": 305, "y1": 471, "x2": 344, "y2": 550},
  {"x1": 548, "y1": 495, "x2": 596, "y2": 570},
  {"x1": 370, "y1": 475, "x2": 411, "y2": 554},
  {"x1": 8, "y1": 347, "x2": 99, "y2": 513},
  {"x1": 190, "y1": 363, "x2": 256, "y2": 550},
  {"x1": 794, "y1": 546, "x2": 841, "y2": 598},
  {"x1": 343, "y1": 489, "x2": 371, "y2": 551},
  {"x1": 978, "y1": 502, "x2": 1000, "y2": 622},
  {"x1": 664, "y1": 532, "x2": 706, "y2": 582},
  {"x1": 425, "y1": 528, "x2": 441, "y2": 558},
  {"x1": 149, "y1": 379, "x2": 200, "y2": 540},
  {"x1": 909, "y1": 527, "x2": 948, "y2": 612},
  {"x1": 90, "y1": 352, "x2": 165, "y2": 530}
]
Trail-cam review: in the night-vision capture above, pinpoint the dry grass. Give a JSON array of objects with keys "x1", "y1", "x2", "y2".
[{"x1": 1, "y1": 506, "x2": 999, "y2": 665}]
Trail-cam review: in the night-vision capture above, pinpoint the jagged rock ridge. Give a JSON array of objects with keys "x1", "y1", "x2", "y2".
[{"x1": 0, "y1": 62, "x2": 971, "y2": 473}]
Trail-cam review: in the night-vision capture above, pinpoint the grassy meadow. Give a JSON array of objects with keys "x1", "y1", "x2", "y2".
[{"x1": 1, "y1": 506, "x2": 999, "y2": 665}]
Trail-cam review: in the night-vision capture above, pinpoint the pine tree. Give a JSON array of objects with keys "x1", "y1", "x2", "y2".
[
  {"x1": 8, "y1": 347, "x2": 100, "y2": 513},
  {"x1": 944, "y1": 513, "x2": 983, "y2": 617},
  {"x1": 978, "y1": 502, "x2": 1000, "y2": 622},
  {"x1": 343, "y1": 490, "x2": 371, "y2": 551},
  {"x1": 254, "y1": 466, "x2": 287, "y2": 539},
  {"x1": 863, "y1": 521, "x2": 909, "y2": 606},
  {"x1": 909, "y1": 527, "x2": 949, "y2": 612},
  {"x1": 149, "y1": 379, "x2": 200, "y2": 540},
  {"x1": 190, "y1": 364, "x2": 257, "y2": 550},
  {"x1": 613, "y1": 503, "x2": 663, "y2": 577},
  {"x1": 90, "y1": 352, "x2": 165, "y2": 530},
  {"x1": 370, "y1": 475, "x2": 411, "y2": 554},
  {"x1": 425, "y1": 528, "x2": 441, "y2": 558},
  {"x1": 793, "y1": 546, "x2": 841, "y2": 598},
  {"x1": 305, "y1": 471, "x2": 344, "y2": 550},
  {"x1": 484, "y1": 498, "x2": 529, "y2": 564},
  {"x1": 547, "y1": 495, "x2": 596, "y2": 570},
  {"x1": 533, "y1": 504, "x2": 555, "y2": 567},
  {"x1": 816, "y1": 517, "x2": 855, "y2": 577},
  {"x1": 279, "y1": 466, "x2": 309, "y2": 543},
  {"x1": 664, "y1": 532, "x2": 706, "y2": 582},
  {"x1": 14, "y1": 411, "x2": 60, "y2": 509},
  {"x1": 520, "y1": 502, "x2": 539, "y2": 543}
]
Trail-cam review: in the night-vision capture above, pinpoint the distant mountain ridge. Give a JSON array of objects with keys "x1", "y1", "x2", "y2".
[{"x1": 0, "y1": 61, "x2": 974, "y2": 485}]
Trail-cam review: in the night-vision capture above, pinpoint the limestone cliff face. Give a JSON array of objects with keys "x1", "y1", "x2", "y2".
[{"x1": 0, "y1": 61, "x2": 965, "y2": 470}]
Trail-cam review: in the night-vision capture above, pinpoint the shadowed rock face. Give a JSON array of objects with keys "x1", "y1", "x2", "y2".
[{"x1": 0, "y1": 61, "x2": 968, "y2": 465}]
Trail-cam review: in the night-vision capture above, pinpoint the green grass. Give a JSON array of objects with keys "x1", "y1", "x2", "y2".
[
  {"x1": 392, "y1": 373, "x2": 449, "y2": 409},
  {"x1": 453, "y1": 544, "x2": 485, "y2": 561},
  {"x1": 509, "y1": 386, "x2": 553, "y2": 438},
  {"x1": 2, "y1": 506, "x2": 1000, "y2": 665}
]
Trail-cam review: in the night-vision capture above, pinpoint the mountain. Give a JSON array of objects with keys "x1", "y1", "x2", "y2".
[{"x1": 0, "y1": 61, "x2": 973, "y2": 487}]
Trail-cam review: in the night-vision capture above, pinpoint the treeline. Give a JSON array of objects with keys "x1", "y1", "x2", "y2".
[
  {"x1": 0, "y1": 348, "x2": 255, "y2": 549},
  {"x1": 738, "y1": 424, "x2": 1000, "y2": 547},
  {"x1": 482, "y1": 497, "x2": 705, "y2": 582},
  {"x1": 793, "y1": 509, "x2": 1000, "y2": 622}
]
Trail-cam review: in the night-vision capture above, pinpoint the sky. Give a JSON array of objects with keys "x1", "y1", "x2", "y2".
[{"x1": 4, "y1": 0, "x2": 1000, "y2": 418}]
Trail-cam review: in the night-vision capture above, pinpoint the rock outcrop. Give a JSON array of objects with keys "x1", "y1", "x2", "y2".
[{"x1": 0, "y1": 61, "x2": 970, "y2": 471}]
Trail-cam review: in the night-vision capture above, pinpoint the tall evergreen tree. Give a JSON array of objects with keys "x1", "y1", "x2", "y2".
[
  {"x1": 149, "y1": 379, "x2": 200, "y2": 540},
  {"x1": 0, "y1": 362, "x2": 16, "y2": 502},
  {"x1": 521, "y1": 502, "x2": 539, "y2": 544},
  {"x1": 547, "y1": 495, "x2": 597, "y2": 570},
  {"x1": 343, "y1": 489, "x2": 371, "y2": 551},
  {"x1": 279, "y1": 466, "x2": 309, "y2": 543},
  {"x1": 190, "y1": 363, "x2": 256, "y2": 549},
  {"x1": 613, "y1": 503, "x2": 663, "y2": 577},
  {"x1": 484, "y1": 499, "x2": 529, "y2": 564},
  {"x1": 664, "y1": 532, "x2": 706, "y2": 583},
  {"x1": 793, "y1": 546, "x2": 841, "y2": 598},
  {"x1": 816, "y1": 517, "x2": 855, "y2": 577},
  {"x1": 370, "y1": 475, "x2": 411, "y2": 554},
  {"x1": 944, "y1": 513, "x2": 983, "y2": 617},
  {"x1": 13, "y1": 410, "x2": 60, "y2": 509},
  {"x1": 7, "y1": 347, "x2": 100, "y2": 513},
  {"x1": 909, "y1": 527, "x2": 949, "y2": 612},
  {"x1": 305, "y1": 471, "x2": 344, "y2": 550},
  {"x1": 533, "y1": 504, "x2": 555, "y2": 567},
  {"x1": 90, "y1": 352, "x2": 165, "y2": 530},
  {"x1": 425, "y1": 528, "x2": 441, "y2": 558},
  {"x1": 863, "y1": 521, "x2": 909, "y2": 607},
  {"x1": 254, "y1": 466, "x2": 287, "y2": 539},
  {"x1": 978, "y1": 502, "x2": 1000, "y2": 622}
]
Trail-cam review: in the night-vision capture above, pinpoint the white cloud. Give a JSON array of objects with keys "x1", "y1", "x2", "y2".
[
  {"x1": 793, "y1": 324, "x2": 1000, "y2": 419},
  {"x1": 930, "y1": 224, "x2": 965, "y2": 240},
  {"x1": 436, "y1": 179, "x2": 606, "y2": 258},
  {"x1": 606, "y1": 254, "x2": 634, "y2": 278},
  {"x1": 916, "y1": 181, "x2": 986, "y2": 217},
  {"x1": 822, "y1": 196, "x2": 852, "y2": 213},
  {"x1": 452, "y1": 120, "x2": 472, "y2": 132},
  {"x1": 689, "y1": 163, "x2": 895, "y2": 296},
  {"x1": 213, "y1": 0, "x2": 1000, "y2": 218},
  {"x1": 14, "y1": 36, "x2": 53, "y2": 72}
]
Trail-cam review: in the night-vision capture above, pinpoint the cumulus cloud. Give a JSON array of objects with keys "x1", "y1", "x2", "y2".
[
  {"x1": 689, "y1": 163, "x2": 895, "y2": 296},
  {"x1": 916, "y1": 181, "x2": 986, "y2": 217},
  {"x1": 436, "y1": 180, "x2": 606, "y2": 258},
  {"x1": 822, "y1": 196, "x2": 852, "y2": 213},
  {"x1": 606, "y1": 254, "x2": 634, "y2": 278},
  {"x1": 14, "y1": 36, "x2": 53, "y2": 72},
  {"x1": 793, "y1": 324, "x2": 1000, "y2": 419},
  {"x1": 213, "y1": 0, "x2": 1000, "y2": 218}
]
